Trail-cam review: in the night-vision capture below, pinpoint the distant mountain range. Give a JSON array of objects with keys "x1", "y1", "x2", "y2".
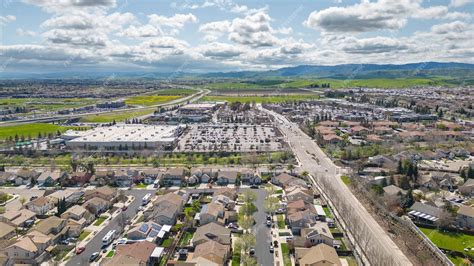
[
  {"x1": 201, "y1": 62, "x2": 474, "y2": 79},
  {"x1": 1, "y1": 62, "x2": 473, "y2": 80}
]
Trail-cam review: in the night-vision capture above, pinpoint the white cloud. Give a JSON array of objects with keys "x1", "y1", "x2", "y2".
[
  {"x1": 0, "y1": 15, "x2": 16, "y2": 26},
  {"x1": 341, "y1": 37, "x2": 409, "y2": 54},
  {"x1": 24, "y1": 0, "x2": 116, "y2": 13},
  {"x1": 119, "y1": 25, "x2": 163, "y2": 38},
  {"x1": 450, "y1": 0, "x2": 473, "y2": 8},
  {"x1": 148, "y1": 13, "x2": 197, "y2": 29},
  {"x1": 199, "y1": 20, "x2": 231, "y2": 41},
  {"x1": 198, "y1": 42, "x2": 244, "y2": 58},
  {"x1": 228, "y1": 11, "x2": 278, "y2": 47},
  {"x1": 16, "y1": 29, "x2": 37, "y2": 37}
]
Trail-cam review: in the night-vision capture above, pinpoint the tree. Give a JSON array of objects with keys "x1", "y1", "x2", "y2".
[
  {"x1": 287, "y1": 164, "x2": 295, "y2": 175},
  {"x1": 400, "y1": 189, "x2": 414, "y2": 209},
  {"x1": 238, "y1": 214, "x2": 254, "y2": 232},
  {"x1": 235, "y1": 233, "x2": 256, "y2": 253},
  {"x1": 397, "y1": 160, "x2": 403, "y2": 174},
  {"x1": 19, "y1": 197, "x2": 26, "y2": 206},
  {"x1": 264, "y1": 196, "x2": 279, "y2": 214}
]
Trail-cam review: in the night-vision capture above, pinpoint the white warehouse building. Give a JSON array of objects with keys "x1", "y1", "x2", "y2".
[{"x1": 65, "y1": 124, "x2": 184, "y2": 151}]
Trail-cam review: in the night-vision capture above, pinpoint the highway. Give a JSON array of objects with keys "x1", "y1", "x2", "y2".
[
  {"x1": 0, "y1": 88, "x2": 208, "y2": 127},
  {"x1": 260, "y1": 106, "x2": 412, "y2": 266}
]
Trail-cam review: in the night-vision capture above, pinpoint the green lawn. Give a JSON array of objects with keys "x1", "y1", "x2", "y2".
[
  {"x1": 232, "y1": 243, "x2": 241, "y2": 266},
  {"x1": 341, "y1": 175, "x2": 352, "y2": 185},
  {"x1": 281, "y1": 243, "x2": 292, "y2": 266},
  {"x1": 341, "y1": 256, "x2": 358, "y2": 266},
  {"x1": 0, "y1": 123, "x2": 81, "y2": 141},
  {"x1": 0, "y1": 97, "x2": 97, "y2": 113},
  {"x1": 178, "y1": 231, "x2": 194, "y2": 246},
  {"x1": 323, "y1": 206, "x2": 333, "y2": 218},
  {"x1": 201, "y1": 95, "x2": 320, "y2": 103},
  {"x1": 80, "y1": 108, "x2": 155, "y2": 122},
  {"x1": 78, "y1": 230, "x2": 91, "y2": 241},
  {"x1": 106, "y1": 250, "x2": 115, "y2": 257},
  {"x1": 135, "y1": 183, "x2": 147, "y2": 188},
  {"x1": 277, "y1": 214, "x2": 285, "y2": 229},
  {"x1": 161, "y1": 238, "x2": 172, "y2": 248},
  {"x1": 125, "y1": 95, "x2": 182, "y2": 106},
  {"x1": 448, "y1": 255, "x2": 472, "y2": 266},
  {"x1": 420, "y1": 226, "x2": 474, "y2": 257},
  {"x1": 93, "y1": 216, "x2": 107, "y2": 226}
]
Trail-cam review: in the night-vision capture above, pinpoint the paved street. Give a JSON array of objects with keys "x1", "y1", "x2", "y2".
[
  {"x1": 66, "y1": 189, "x2": 153, "y2": 266},
  {"x1": 240, "y1": 188, "x2": 274, "y2": 266},
  {"x1": 261, "y1": 106, "x2": 412, "y2": 266}
]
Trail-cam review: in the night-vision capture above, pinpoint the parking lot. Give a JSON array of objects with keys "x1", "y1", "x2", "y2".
[{"x1": 175, "y1": 123, "x2": 284, "y2": 152}]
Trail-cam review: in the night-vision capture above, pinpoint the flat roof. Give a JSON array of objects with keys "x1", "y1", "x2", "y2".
[{"x1": 67, "y1": 124, "x2": 181, "y2": 143}]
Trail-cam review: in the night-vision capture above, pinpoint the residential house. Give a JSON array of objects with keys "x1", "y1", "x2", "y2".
[
  {"x1": 286, "y1": 187, "x2": 314, "y2": 204},
  {"x1": 4, "y1": 235, "x2": 50, "y2": 265},
  {"x1": 141, "y1": 169, "x2": 162, "y2": 184},
  {"x1": 457, "y1": 205, "x2": 474, "y2": 230},
  {"x1": 69, "y1": 171, "x2": 92, "y2": 185},
  {"x1": 84, "y1": 186, "x2": 118, "y2": 202},
  {"x1": 33, "y1": 216, "x2": 68, "y2": 243},
  {"x1": 287, "y1": 200, "x2": 316, "y2": 216},
  {"x1": 240, "y1": 169, "x2": 261, "y2": 185},
  {"x1": 127, "y1": 221, "x2": 162, "y2": 240},
  {"x1": 322, "y1": 134, "x2": 343, "y2": 144},
  {"x1": 408, "y1": 202, "x2": 444, "y2": 225},
  {"x1": 16, "y1": 169, "x2": 39, "y2": 184},
  {"x1": 113, "y1": 169, "x2": 135, "y2": 187},
  {"x1": 47, "y1": 190, "x2": 83, "y2": 205},
  {"x1": 199, "y1": 203, "x2": 225, "y2": 225},
  {"x1": 37, "y1": 170, "x2": 67, "y2": 187},
  {"x1": 287, "y1": 209, "x2": 317, "y2": 234},
  {"x1": 162, "y1": 167, "x2": 186, "y2": 186},
  {"x1": 213, "y1": 188, "x2": 237, "y2": 200},
  {"x1": 190, "y1": 240, "x2": 230, "y2": 266},
  {"x1": 60, "y1": 205, "x2": 94, "y2": 224},
  {"x1": 192, "y1": 222, "x2": 231, "y2": 246},
  {"x1": 0, "y1": 172, "x2": 17, "y2": 186},
  {"x1": 92, "y1": 170, "x2": 114, "y2": 186},
  {"x1": 84, "y1": 197, "x2": 110, "y2": 216},
  {"x1": 0, "y1": 222, "x2": 15, "y2": 240},
  {"x1": 106, "y1": 241, "x2": 158, "y2": 266},
  {"x1": 293, "y1": 223, "x2": 334, "y2": 248},
  {"x1": 148, "y1": 193, "x2": 184, "y2": 225},
  {"x1": 459, "y1": 179, "x2": 474, "y2": 197},
  {"x1": 190, "y1": 168, "x2": 215, "y2": 184},
  {"x1": 272, "y1": 173, "x2": 297, "y2": 188},
  {"x1": 0, "y1": 209, "x2": 36, "y2": 228},
  {"x1": 216, "y1": 171, "x2": 238, "y2": 185},
  {"x1": 25, "y1": 196, "x2": 53, "y2": 215},
  {"x1": 295, "y1": 243, "x2": 342, "y2": 266}
]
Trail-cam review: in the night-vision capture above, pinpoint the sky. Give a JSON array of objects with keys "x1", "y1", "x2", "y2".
[{"x1": 0, "y1": 0, "x2": 473, "y2": 74}]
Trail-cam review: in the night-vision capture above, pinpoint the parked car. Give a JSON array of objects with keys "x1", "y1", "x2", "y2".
[
  {"x1": 266, "y1": 215, "x2": 272, "y2": 221},
  {"x1": 249, "y1": 248, "x2": 255, "y2": 256},
  {"x1": 269, "y1": 245, "x2": 274, "y2": 253},
  {"x1": 75, "y1": 247, "x2": 85, "y2": 255},
  {"x1": 266, "y1": 220, "x2": 272, "y2": 227},
  {"x1": 89, "y1": 252, "x2": 99, "y2": 262},
  {"x1": 122, "y1": 205, "x2": 128, "y2": 211}
]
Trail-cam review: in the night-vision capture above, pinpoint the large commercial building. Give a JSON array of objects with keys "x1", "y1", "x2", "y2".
[{"x1": 65, "y1": 124, "x2": 184, "y2": 151}]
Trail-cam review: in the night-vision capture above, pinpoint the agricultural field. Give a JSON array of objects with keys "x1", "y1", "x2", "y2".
[
  {"x1": 125, "y1": 95, "x2": 182, "y2": 106},
  {"x1": 202, "y1": 77, "x2": 455, "y2": 90},
  {"x1": 0, "y1": 97, "x2": 98, "y2": 112},
  {"x1": 79, "y1": 108, "x2": 155, "y2": 122},
  {"x1": 201, "y1": 94, "x2": 320, "y2": 103},
  {"x1": 124, "y1": 89, "x2": 195, "y2": 106},
  {"x1": 0, "y1": 123, "x2": 82, "y2": 141}
]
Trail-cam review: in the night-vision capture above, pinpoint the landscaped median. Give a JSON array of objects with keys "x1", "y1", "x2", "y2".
[
  {"x1": 78, "y1": 230, "x2": 91, "y2": 241},
  {"x1": 277, "y1": 214, "x2": 286, "y2": 229}
]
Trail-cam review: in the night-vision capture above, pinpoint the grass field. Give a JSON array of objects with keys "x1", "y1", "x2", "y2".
[
  {"x1": 80, "y1": 108, "x2": 155, "y2": 122},
  {"x1": 277, "y1": 214, "x2": 285, "y2": 229},
  {"x1": 323, "y1": 206, "x2": 333, "y2": 218},
  {"x1": 419, "y1": 226, "x2": 474, "y2": 257},
  {"x1": 204, "y1": 77, "x2": 455, "y2": 90},
  {"x1": 125, "y1": 95, "x2": 182, "y2": 106},
  {"x1": 0, "y1": 123, "x2": 81, "y2": 141},
  {"x1": 201, "y1": 94, "x2": 320, "y2": 103},
  {"x1": 0, "y1": 98, "x2": 98, "y2": 112},
  {"x1": 178, "y1": 231, "x2": 194, "y2": 246},
  {"x1": 341, "y1": 175, "x2": 352, "y2": 185}
]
